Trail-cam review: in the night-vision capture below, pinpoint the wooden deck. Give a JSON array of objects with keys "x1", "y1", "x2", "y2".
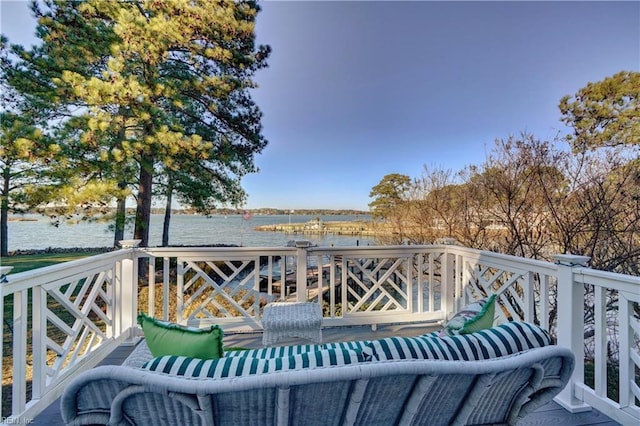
[{"x1": 32, "y1": 324, "x2": 621, "y2": 425}]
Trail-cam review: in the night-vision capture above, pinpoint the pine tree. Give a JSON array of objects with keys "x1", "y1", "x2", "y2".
[
  {"x1": 3, "y1": 0, "x2": 270, "y2": 247},
  {"x1": 559, "y1": 71, "x2": 640, "y2": 151},
  {"x1": 1, "y1": 36, "x2": 61, "y2": 255}
]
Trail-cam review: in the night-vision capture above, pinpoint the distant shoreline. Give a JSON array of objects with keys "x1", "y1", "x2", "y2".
[
  {"x1": 9, "y1": 208, "x2": 370, "y2": 218},
  {"x1": 5, "y1": 243, "x2": 246, "y2": 257},
  {"x1": 5, "y1": 247, "x2": 114, "y2": 256},
  {"x1": 7, "y1": 213, "x2": 373, "y2": 253},
  {"x1": 255, "y1": 220, "x2": 388, "y2": 237}
]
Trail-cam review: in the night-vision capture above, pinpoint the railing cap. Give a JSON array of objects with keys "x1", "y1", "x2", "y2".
[
  {"x1": 118, "y1": 239, "x2": 142, "y2": 248},
  {"x1": 0, "y1": 266, "x2": 13, "y2": 283},
  {"x1": 553, "y1": 254, "x2": 591, "y2": 267},
  {"x1": 436, "y1": 237, "x2": 457, "y2": 245}
]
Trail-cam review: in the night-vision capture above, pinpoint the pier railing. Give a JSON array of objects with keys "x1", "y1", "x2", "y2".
[{"x1": 1, "y1": 243, "x2": 638, "y2": 424}]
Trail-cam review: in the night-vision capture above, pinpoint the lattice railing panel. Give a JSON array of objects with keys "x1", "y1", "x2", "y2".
[
  {"x1": 414, "y1": 252, "x2": 444, "y2": 312},
  {"x1": 42, "y1": 269, "x2": 113, "y2": 385},
  {"x1": 342, "y1": 256, "x2": 411, "y2": 314},
  {"x1": 460, "y1": 260, "x2": 535, "y2": 324},
  {"x1": 179, "y1": 258, "x2": 268, "y2": 322}
]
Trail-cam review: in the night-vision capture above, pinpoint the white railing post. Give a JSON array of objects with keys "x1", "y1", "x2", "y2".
[
  {"x1": 0, "y1": 286, "x2": 3, "y2": 419},
  {"x1": 554, "y1": 253, "x2": 591, "y2": 413},
  {"x1": 31, "y1": 285, "x2": 46, "y2": 400},
  {"x1": 0, "y1": 267, "x2": 12, "y2": 419},
  {"x1": 441, "y1": 248, "x2": 456, "y2": 320},
  {"x1": 177, "y1": 258, "x2": 185, "y2": 324},
  {"x1": 295, "y1": 241, "x2": 311, "y2": 302},
  {"x1": 618, "y1": 290, "x2": 633, "y2": 410},
  {"x1": 117, "y1": 241, "x2": 140, "y2": 341},
  {"x1": 12, "y1": 289, "x2": 28, "y2": 415},
  {"x1": 147, "y1": 257, "x2": 156, "y2": 319},
  {"x1": 523, "y1": 271, "x2": 535, "y2": 324}
]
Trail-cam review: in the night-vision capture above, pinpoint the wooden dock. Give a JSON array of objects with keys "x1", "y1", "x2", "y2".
[{"x1": 254, "y1": 220, "x2": 388, "y2": 237}]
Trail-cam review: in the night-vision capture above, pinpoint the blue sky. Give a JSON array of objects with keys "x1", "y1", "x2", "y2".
[{"x1": 2, "y1": 1, "x2": 639, "y2": 211}]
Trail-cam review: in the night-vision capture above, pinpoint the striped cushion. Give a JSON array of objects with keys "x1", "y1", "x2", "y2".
[
  {"x1": 363, "y1": 322, "x2": 550, "y2": 361},
  {"x1": 473, "y1": 321, "x2": 551, "y2": 358},
  {"x1": 362, "y1": 332, "x2": 485, "y2": 361},
  {"x1": 224, "y1": 344, "x2": 324, "y2": 359},
  {"x1": 322, "y1": 340, "x2": 370, "y2": 352},
  {"x1": 224, "y1": 341, "x2": 371, "y2": 360},
  {"x1": 143, "y1": 348, "x2": 364, "y2": 379}
]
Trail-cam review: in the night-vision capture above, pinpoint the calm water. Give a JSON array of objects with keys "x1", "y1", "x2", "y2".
[{"x1": 6, "y1": 214, "x2": 375, "y2": 251}]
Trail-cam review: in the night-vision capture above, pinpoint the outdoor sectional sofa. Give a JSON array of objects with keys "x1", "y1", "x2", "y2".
[{"x1": 60, "y1": 321, "x2": 574, "y2": 426}]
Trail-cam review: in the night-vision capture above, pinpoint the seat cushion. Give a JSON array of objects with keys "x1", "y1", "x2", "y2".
[
  {"x1": 225, "y1": 340, "x2": 371, "y2": 360},
  {"x1": 322, "y1": 339, "x2": 370, "y2": 352},
  {"x1": 362, "y1": 331, "x2": 485, "y2": 361},
  {"x1": 225, "y1": 343, "x2": 324, "y2": 359},
  {"x1": 143, "y1": 348, "x2": 364, "y2": 379},
  {"x1": 363, "y1": 321, "x2": 551, "y2": 361},
  {"x1": 472, "y1": 321, "x2": 551, "y2": 358}
]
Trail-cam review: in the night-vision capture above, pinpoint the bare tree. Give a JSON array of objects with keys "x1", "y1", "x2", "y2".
[
  {"x1": 544, "y1": 148, "x2": 640, "y2": 274},
  {"x1": 462, "y1": 134, "x2": 564, "y2": 258}
]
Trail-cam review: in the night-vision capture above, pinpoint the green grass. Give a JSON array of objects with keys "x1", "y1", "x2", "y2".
[{"x1": 1, "y1": 251, "x2": 106, "y2": 274}]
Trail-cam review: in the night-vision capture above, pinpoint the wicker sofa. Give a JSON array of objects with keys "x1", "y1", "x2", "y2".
[{"x1": 60, "y1": 322, "x2": 574, "y2": 426}]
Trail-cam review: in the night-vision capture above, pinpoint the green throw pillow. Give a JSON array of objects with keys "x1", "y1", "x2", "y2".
[
  {"x1": 442, "y1": 294, "x2": 496, "y2": 336},
  {"x1": 137, "y1": 312, "x2": 224, "y2": 359}
]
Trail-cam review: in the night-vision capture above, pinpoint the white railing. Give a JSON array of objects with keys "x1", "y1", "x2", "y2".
[
  {"x1": 0, "y1": 250, "x2": 139, "y2": 423},
  {"x1": 1, "y1": 243, "x2": 638, "y2": 425},
  {"x1": 560, "y1": 262, "x2": 640, "y2": 425}
]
